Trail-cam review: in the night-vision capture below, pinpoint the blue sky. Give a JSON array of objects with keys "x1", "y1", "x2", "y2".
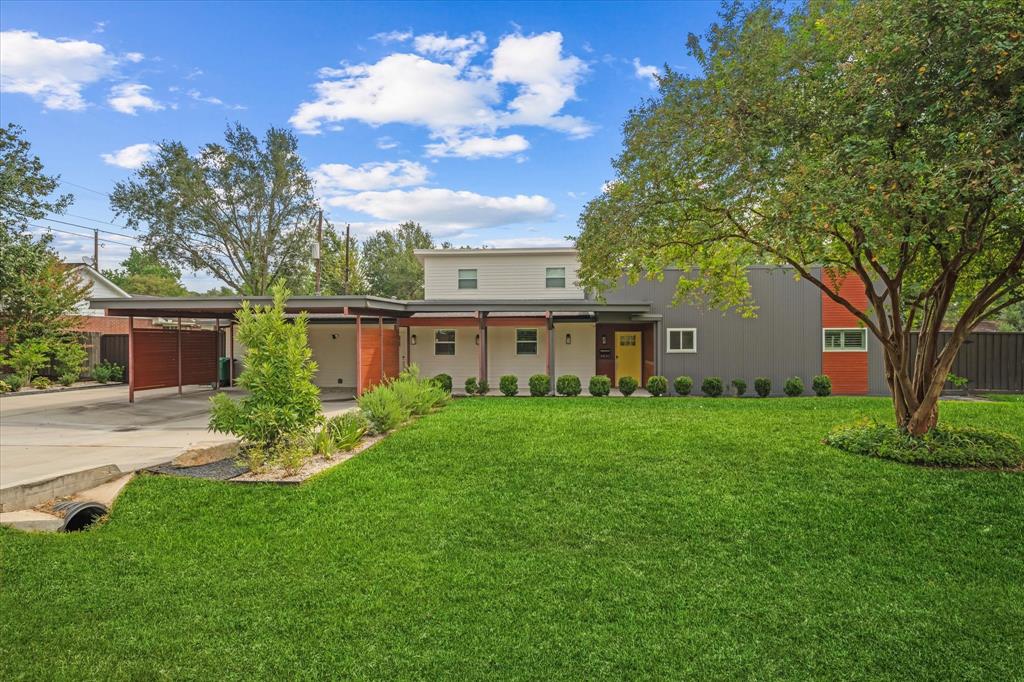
[{"x1": 1, "y1": 0, "x2": 718, "y2": 290}]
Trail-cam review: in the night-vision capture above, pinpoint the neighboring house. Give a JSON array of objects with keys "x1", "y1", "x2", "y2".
[{"x1": 90, "y1": 248, "x2": 1024, "y2": 401}]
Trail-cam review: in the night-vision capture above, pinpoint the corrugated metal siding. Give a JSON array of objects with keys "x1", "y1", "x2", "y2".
[
  {"x1": 422, "y1": 253, "x2": 585, "y2": 300},
  {"x1": 601, "y1": 267, "x2": 823, "y2": 395}
]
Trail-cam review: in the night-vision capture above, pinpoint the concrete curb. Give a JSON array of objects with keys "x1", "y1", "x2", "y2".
[
  {"x1": 0, "y1": 382, "x2": 125, "y2": 398},
  {"x1": 0, "y1": 464, "x2": 124, "y2": 512}
]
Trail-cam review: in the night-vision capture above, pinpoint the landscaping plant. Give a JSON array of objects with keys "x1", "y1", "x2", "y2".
[
  {"x1": 784, "y1": 377, "x2": 805, "y2": 397},
  {"x1": 947, "y1": 373, "x2": 969, "y2": 396},
  {"x1": 618, "y1": 376, "x2": 638, "y2": 397},
  {"x1": 731, "y1": 379, "x2": 747, "y2": 397},
  {"x1": 92, "y1": 361, "x2": 123, "y2": 384},
  {"x1": 529, "y1": 374, "x2": 550, "y2": 397},
  {"x1": 673, "y1": 376, "x2": 693, "y2": 396},
  {"x1": 0, "y1": 379, "x2": 10, "y2": 393},
  {"x1": 701, "y1": 377, "x2": 724, "y2": 398},
  {"x1": 357, "y1": 384, "x2": 409, "y2": 434},
  {"x1": 646, "y1": 375, "x2": 668, "y2": 397},
  {"x1": 52, "y1": 341, "x2": 87, "y2": 386},
  {"x1": 3, "y1": 339, "x2": 49, "y2": 386},
  {"x1": 588, "y1": 375, "x2": 611, "y2": 397},
  {"x1": 812, "y1": 375, "x2": 832, "y2": 397},
  {"x1": 464, "y1": 377, "x2": 479, "y2": 395},
  {"x1": 754, "y1": 377, "x2": 771, "y2": 398},
  {"x1": 476, "y1": 379, "x2": 489, "y2": 396},
  {"x1": 432, "y1": 373, "x2": 453, "y2": 393},
  {"x1": 499, "y1": 375, "x2": 518, "y2": 397},
  {"x1": 556, "y1": 375, "x2": 582, "y2": 397},
  {"x1": 4, "y1": 375, "x2": 23, "y2": 392},
  {"x1": 30, "y1": 376, "x2": 51, "y2": 390},
  {"x1": 325, "y1": 412, "x2": 369, "y2": 452}
]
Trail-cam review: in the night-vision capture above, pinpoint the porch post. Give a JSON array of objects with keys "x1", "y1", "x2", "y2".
[
  {"x1": 478, "y1": 312, "x2": 488, "y2": 388},
  {"x1": 228, "y1": 322, "x2": 234, "y2": 387},
  {"x1": 177, "y1": 316, "x2": 182, "y2": 395},
  {"x1": 355, "y1": 314, "x2": 362, "y2": 395},
  {"x1": 546, "y1": 311, "x2": 555, "y2": 394},
  {"x1": 378, "y1": 316, "x2": 384, "y2": 383},
  {"x1": 127, "y1": 315, "x2": 135, "y2": 403}
]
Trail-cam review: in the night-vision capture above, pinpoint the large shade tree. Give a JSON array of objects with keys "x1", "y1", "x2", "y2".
[
  {"x1": 361, "y1": 221, "x2": 434, "y2": 299},
  {"x1": 110, "y1": 124, "x2": 318, "y2": 296},
  {"x1": 576, "y1": 0, "x2": 1023, "y2": 435},
  {"x1": 102, "y1": 247, "x2": 187, "y2": 296}
]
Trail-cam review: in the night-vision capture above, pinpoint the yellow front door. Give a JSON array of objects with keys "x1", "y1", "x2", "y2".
[{"x1": 614, "y1": 331, "x2": 642, "y2": 383}]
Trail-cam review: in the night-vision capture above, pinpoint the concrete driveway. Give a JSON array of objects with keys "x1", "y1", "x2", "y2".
[{"x1": 0, "y1": 385, "x2": 354, "y2": 489}]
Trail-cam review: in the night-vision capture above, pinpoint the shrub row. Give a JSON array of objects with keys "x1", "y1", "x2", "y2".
[{"x1": 358, "y1": 365, "x2": 450, "y2": 434}]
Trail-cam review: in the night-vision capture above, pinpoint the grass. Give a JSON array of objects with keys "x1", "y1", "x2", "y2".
[
  {"x1": 2, "y1": 397, "x2": 1023, "y2": 680},
  {"x1": 983, "y1": 393, "x2": 1024, "y2": 403}
]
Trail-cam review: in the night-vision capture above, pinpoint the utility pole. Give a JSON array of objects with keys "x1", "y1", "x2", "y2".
[
  {"x1": 344, "y1": 223, "x2": 351, "y2": 295},
  {"x1": 314, "y1": 209, "x2": 323, "y2": 295},
  {"x1": 93, "y1": 229, "x2": 99, "y2": 269}
]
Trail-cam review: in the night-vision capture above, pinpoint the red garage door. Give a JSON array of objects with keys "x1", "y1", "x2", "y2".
[{"x1": 133, "y1": 329, "x2": 218, "y2": 391}]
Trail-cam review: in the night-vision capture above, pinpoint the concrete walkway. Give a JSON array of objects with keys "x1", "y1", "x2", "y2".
[{"x1": 0, "y1": 385, "x2": 354, "y2": 489}]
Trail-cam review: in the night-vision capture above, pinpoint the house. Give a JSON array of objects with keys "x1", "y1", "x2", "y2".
[{"x1": 90, "y1": 247, "x2": 913, "y2": 400}]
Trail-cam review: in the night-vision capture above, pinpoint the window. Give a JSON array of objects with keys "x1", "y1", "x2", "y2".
[
  {"x1": 666, "y1": 328, "x2": 697, "y2": 353},
  {"x1": 823, "y1": 328, "x2": 867, "y2": 351},
  {"x1": 457, "y1": 268, "x2": 477, "y2": 289},
  {"x1": 434, "y1": 329, "x2": 456, "y2": 355},
  {"x1": 516, "y1": 328, "x2": 538, "y2": 355},
  {"x1": 545, "y1": 266, "x2": 566, "y2": 289}
]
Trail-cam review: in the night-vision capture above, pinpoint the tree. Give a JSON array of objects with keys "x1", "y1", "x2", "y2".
[
  {"x1": 321, "y1": 222, "x2": 365, "y2": 295},
  {"x1": 103, "y1": 247, "x2": 187, "y2": 296},
  {"x1": 997, "y1": 301, "x2": 1024, "y2": 331},
  {"x1": 576, "y1": 0, "x2": 1023, "y2": 436},
  {"x1": 361, "y1": 221, "x2": 434, "y2": 299},
  {"x1": 0, "y1": 123, "x2": 72, "y2": 229},
  {"x1": 110, "y1": 124, "x2": 318, "y2": 296}
]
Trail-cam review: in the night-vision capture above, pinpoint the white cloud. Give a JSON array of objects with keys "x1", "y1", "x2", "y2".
[
  {"x1": 326, "y1": 187, "x2": 556, "y2": 233},
  {"x1": 372, "y1": 30, "x2": 412, "y2": 43},
  {"x1": 93, "y1": 21, "x2": 107, "y2": 34},
  {"x1": 376, "y1": 136, "x2": 398, "y2": 149},
  {"x1": 184, "y1": 68, "x2": 204, "y2": 79},
  {"x1": 108, "y1": 82, "x2": 163, "y2": 114},
  {"x1": 291, "y1": 30, "x2": 593, "y2": 141},
  {"x1": 100, "y1": 142, "x2": 157, "y2": 169},
  {"x1": 633, "y1": 58, "x2": 659, "y2": 88},
  {"x1": 313, "y1": 160, "x2": 429, "y2": 193},
  {"x1": 123, "y1": 52, "x2": 145, "y2": 63},
  {"x1": 187, "y1": 89, "x2": 246, "y2": 110},
  {"x1": 425, "y1": 134, "x2": 529, "y2": 159},
  {"x1": 0, "y1": 30, "x2": 116, "y2": 110},
  {"x1": 480, "y1": 236, "x2": 571, "y2": 248}
]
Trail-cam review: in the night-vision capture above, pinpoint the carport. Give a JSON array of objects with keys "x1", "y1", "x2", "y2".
[{"x1": 92, "y1": 296, "x2": 409, "y2": 402}]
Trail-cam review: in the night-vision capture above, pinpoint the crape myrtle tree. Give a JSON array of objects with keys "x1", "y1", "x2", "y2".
[
  {"x1": 110, "y1": 124, "x2": 318, "y2": 296},
  {"x1": 575, "y1": 0, "x2": 1024, "y2": 436}
]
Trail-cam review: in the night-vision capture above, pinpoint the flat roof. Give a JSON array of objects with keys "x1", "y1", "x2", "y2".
[{"x1": 413, "y1": 247, "x2": 576, "y2": 263}]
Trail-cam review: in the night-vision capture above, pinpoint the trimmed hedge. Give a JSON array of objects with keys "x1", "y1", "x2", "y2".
[
  {"x1": 732, "y1": 379, "x2": 747, "y2": 396},
  {"x1": 673, "y1": 376, "x2": 693, "y2": 396},
  {"x1": 588, "y1": 375, "x2": 612, "y2": 397},
  {"x1": 529, "y1": 374, "x2": 550, "y2": 397},
  {"x1": 754, "y1": 377, "x2": 771, "y2": 397},
  {"x1": 556, "y1": 374, "x2": 582, "y2": 396},
  {"x1": 476, "y1": 379, "x2": 489, "y2": 396},
  {"x1": 647, "y1": 375, "x2": 668, "y2": 397},
  {"x1": 701, "y1": 376, "x2": 724, "y2": 397},
  {"x1": 618, "y1": 376, "x2": 638, "y2": 396},
  {"x1": 499, "y1": 375, "x2": 519, "y2": 397},
  {"x1": 812, "y1": 374, "x2": 832, "y2": 397},
  {"x1": 432, "y1": 373, "x2": 453, "y2": 393},
  {"x1": 784, "y1": 376, "x2": 804, "y2": 397},
  {"x1": 464, "y1": 377, "x2": 479, "y2": 395}
]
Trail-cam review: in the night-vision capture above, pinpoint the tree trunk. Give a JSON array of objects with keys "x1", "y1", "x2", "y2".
[{"x1": 883, "y1": 326, "x2": 968, "y2": 437}]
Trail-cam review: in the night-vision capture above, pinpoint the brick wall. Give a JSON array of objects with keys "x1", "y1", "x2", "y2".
[{"x1": 821, "y1": 271, "x2": 869, "y2": 395}]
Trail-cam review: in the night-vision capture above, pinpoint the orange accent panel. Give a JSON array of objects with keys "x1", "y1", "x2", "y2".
[
  {"x1": 822, "y1": 352, "x2": 869, "y2": 395},
  {"x1": 359, "y1": 325, "x2": 400, "y2": 391},
  {"x1": 133, "y1": 329, "x2": 217, "y2": 390},
  {"x1": 822, "y1": 270, "x2": 868, "y2": 327}
]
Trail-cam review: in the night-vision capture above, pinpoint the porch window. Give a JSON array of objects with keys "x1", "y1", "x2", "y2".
[
  {"x1": 666, "y1": 328, "x2": 697, "y2": 353},
  {"x1": 458, "y1": 269, "x2": 478, "y2": 289},
  {"x1": 516, "y1": 328, "x2": 538, "y2": 355},
  {"x1": 545, "y1": 267, "x2": 566, "y2": 288},
  {"x1": 823, "y1": 328, "x2": 867, "y2": 351},
  {"x1": 434, "y1": 329, "x2": 456, "y2": 355}
]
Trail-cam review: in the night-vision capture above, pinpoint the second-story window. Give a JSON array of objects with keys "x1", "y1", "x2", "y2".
[
  {"x1": 458, "y1": 268, "x2": 478, "y2": 289},
  {"x1": 545, "y1": 266, "x2": 566, "y2": 288}
]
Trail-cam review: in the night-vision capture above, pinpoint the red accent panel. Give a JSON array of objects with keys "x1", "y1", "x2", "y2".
[
  {"x1": 133, "y1": 329, "x2": 217, "y2": 390},
  {"x1": 359, "y1": 324, "x2": 400, "y2": 391},
  {"x1": 594, "y1": 323, "x2": 655, "y2": 384},
  {"x1": 68, "y1": 316, "x2": 157, "y2": 333},
  {"x1": 823, "y1": 352, "x2": 869, "y2": 395},
  {"x1": 822, "y1": 270, "x2": 868, "y2": 327}
]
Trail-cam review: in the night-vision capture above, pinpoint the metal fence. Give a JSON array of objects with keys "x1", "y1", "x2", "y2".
[{"x1": 927, "y1": 332, "x2": 1024, "y2": 392}]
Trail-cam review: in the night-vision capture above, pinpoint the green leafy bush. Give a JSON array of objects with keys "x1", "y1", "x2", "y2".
[
  {"x1": 556, "y1": 374, "x2": 582, "y2": 396},
  {"x1": 499, "y1": 374, "x2": 518, "y2": 397},
  {"x1": 647, "y1": 375, "x2": 668, "y2": 396},
  {"x1": 324, "y1": 411, "x2": 368, "y2": 452},
  {"x1": 310, "y1": 424, "x2": 336, "y2": 457},
  {"x1": 784, "y1": 376, "x2": 804, "y2": 397},
  {"x1": 464, "y1": 377, "x2": 479, "y2": 395},
  {"x1": 476, "y1": 379, "x2": 489, "y2": 395},
  {"x1": 0, "y1": 379, "x2": 10, "y2": 393},
  {"x1": 388, "y1": 365, "x2": 449, "y2": 416},
  {"x1": 209, "y1": 283, "x2": 321, "y2": 452},
  {"x1": 618, "y1": 376, "x2": 638, "y2": 396},
  {"x1": 529, "y1": 374, "x2": 550, "y2": 397},
  {"x1": 52, "y1": 341, "x2": 86, "y2": 386},
  {"x1": 731, "y1": 379, "x2": 747, "y2": 396},
  {"x1": 588, "y1": 375, "x2": 611, "y2": 396},
  {"x1": 31, "y1": 376, "x2": 52, "y2": 390},
  {"x1": 825, "y1": 419, "x2": 1023, "y2": 469},
  {"x1": 357, "y1": 384, "x2": 408, "y2": 434},
  {"x1": 432, "y1": 373, "x2": 452, "y2": 393},
  {"x1": 4, "y1": 374, "x2": 24, "y2": 391},
  {"x1": 3, "y1": 339, "x2": 49, "y2": 384},
  {"x1": 754, "y1": 377, "x2": 771, "y2": 397},
  {"x1": 812, "y1": 375, "x2": 832, "y2": 397},
  {"x1": 674, "y1": 376, "x2": 693, "y2": 396},
  {"x1": 93, "y1": 361, "x2": 124, "y2": 384},
  {"x1": 701, "y1": 376, "x2": 724, "y2": 397}
]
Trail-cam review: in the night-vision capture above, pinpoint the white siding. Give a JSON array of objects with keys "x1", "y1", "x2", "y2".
[
  {"x1": 487, "y1": 327, "x2": 547, "y2": 385},
  {"x1": 307, "y1": 324, "x2": 357, "y2": 389},
  {"x1": 409, "y1": 326, "x2": 479, "y2": 391},
  {"x1": 553, "y1": 323, "x2": 596, "y2": 381},
  {"x1": 422, "y1": 252, "x2": 585, "y2": 300},
  {"x1": 78, "y1": 270, "x2": 129, "y2": 315}
]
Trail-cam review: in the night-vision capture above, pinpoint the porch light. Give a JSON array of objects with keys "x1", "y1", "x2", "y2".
[
  {"x1": 565, "y1": 333, "x2": 572, "y2": 345},
  {"x1": 475, "y1": 334, "x2": 480, "y2": 345},
  {"x1": 600, "y1": 334, "x2": 607, "y2": 345},
  {"x1": 411, "y1": 334, "x2": 417, "y2": 345}
]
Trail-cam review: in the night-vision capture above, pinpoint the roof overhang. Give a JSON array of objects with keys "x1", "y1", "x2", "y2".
[
  {"x1": 405, "y1": 299, "x2": 651, "y2": 314},
  {"x1": 413, "y1": 247, "x2": 577, "y2": 264}
]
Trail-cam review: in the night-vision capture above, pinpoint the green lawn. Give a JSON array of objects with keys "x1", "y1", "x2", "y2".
[
  {"x1": 2, "y1": 397, "x2": 1022, "y2": 680},
  {"x1": 983, "y1": 393, "x2": 1024, "y2": 404}
]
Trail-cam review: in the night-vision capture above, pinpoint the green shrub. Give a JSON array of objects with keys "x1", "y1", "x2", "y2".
[
  {"x1": 701, "y1": 376, "x2": 724, "y2": 397},
  {"x1": 618, "y1": 375, "x2": 638, "y2": 396},
  {"x1": 476, "y1": 379, "x2": 489, "y2": 395},
  {"x1": 3, "y1": 339, "x2": 49, "y2": 384},
  {"x1": 731, "y1": 378, "x2": 747, "y2": 396},
  {"x1": 31, "y1": 376, "x2": 52, "y2": 390},
  {"x1": 52, "y1": 341, "x2": 86, "y2": 386},
  {"x1": 93, "y1": 361, "x2": 124, "y2": 384},
  {"x1": 812, "y1": 374, "x2": 832, "y2": 397},
  {"x1": 357, "y1": 384, "x2": 408, "y2": 434},
  {"x1": 499, "y1": 375, "x2": 519, "y2": 397},
  {"x1": 0, "y1": 380, "x2": 10, "y2": 393},
  {"x1": 673, "y1": 376, "x2": 693, "y2": 396},
  {"x1": 432, "y1": 373, "x2": 452, "y2": 393},
  {"x1": 646, "y1": 375, "x2": 668, "y2": 396},
  {"x1": 529, "y1": 374, "x2": 550, "y2": 396},
  {"x1": 464, "y1": 377, "x2": 479, "y2": 395},
  {"x1": 310, "y1": 424, "x2": 336, "y2": 457},
  {"x1": 784, "y1": 376, "x2": 804, "y2": 397},
  {"x1": 324, "y1": 411, "x2": 368, "y2": 452},
  {"x1": 825, "y1": 419, "x2": 1023, "y2": 469},
  {"x1": 588, "y1": 375, "x2": 612, "y2": 397},
  {"x1": 556, "y1": 374, "x2": 582, "y2": 396},
  {"x1": 5, "y1": 374, "x2": 24, "y2": 392},
  {"x1": 754, "y1": 377, "x2": 771, "y2": 397},
  {"x1": 209, "y1": 283, "x2": 321, "y2": 449},
  {"x1": 390, "y1": 365, "x2": 449, "y2": 415}
]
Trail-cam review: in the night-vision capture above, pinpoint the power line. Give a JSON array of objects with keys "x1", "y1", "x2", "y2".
[
  {"x1": 62, "y1": 211, "x2": 130, "y2": 230},
  {"x1": 58, "y1": 179, "x2": 111, "y2": 198},
  {"x1": 29, "y1": 223, "x2": 137, "y2": 247},
  {"x1": 39, "y1": 216, "x2": 140, "y2": 241}
]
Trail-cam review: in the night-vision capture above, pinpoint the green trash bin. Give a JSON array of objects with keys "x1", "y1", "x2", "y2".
[{"x1": 218, "y1": 357, "x2": 230, "y2": 386}]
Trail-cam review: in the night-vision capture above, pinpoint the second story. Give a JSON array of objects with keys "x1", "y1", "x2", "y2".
[{"x1": 415, "y1": 248, "x2": 586, "y2": 301}]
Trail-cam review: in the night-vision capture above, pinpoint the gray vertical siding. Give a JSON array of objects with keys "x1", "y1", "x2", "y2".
[{"x1": 600, "y1": 267, "x2": 824, "y2": 395}]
